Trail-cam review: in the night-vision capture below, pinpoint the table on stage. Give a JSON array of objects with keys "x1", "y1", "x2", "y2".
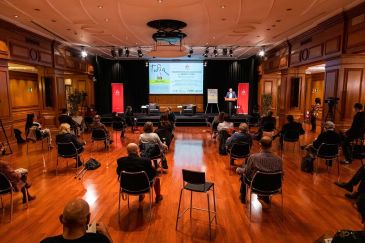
[{"x1": 224, "y1": 97, "x2": 237, "y2": 117}]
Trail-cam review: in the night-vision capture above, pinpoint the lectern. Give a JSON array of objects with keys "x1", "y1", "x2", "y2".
[{"x1": 224, "y1": 98, "x2": 237, "y2": 117}]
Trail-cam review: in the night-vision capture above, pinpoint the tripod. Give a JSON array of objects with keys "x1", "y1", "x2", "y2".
[{"x1": 0, "y1": 119, "x2": 13, "y2": 154}]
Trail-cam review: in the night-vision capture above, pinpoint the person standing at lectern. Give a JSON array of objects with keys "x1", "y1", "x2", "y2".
[{"x1": 225, "y1": 88, "x2": 237, "y2": 116}]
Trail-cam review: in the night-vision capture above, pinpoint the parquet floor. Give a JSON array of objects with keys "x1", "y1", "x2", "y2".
[{"x1": 0, "y1": 125, "x2": 363, "y2": 243}]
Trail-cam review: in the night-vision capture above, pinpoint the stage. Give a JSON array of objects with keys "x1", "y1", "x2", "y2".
[{"x1": 100, "y1": 113, "x2": 250, "y2": 127}]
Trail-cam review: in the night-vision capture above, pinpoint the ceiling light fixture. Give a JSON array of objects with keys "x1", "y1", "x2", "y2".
[
  {"x1": 111, "y1": 48, "x2": 117, "y2": 58},
  {"x1": 204, "y1": 61, "x2": 207, "y2": 67},
  {"x1": 229, "y1": 48, "x2": 233, "y2": 57},
  {"x1": 213, "y1": 47, "x2": 218, "y2": 57},
  {"x1": 81, "y1": 47, "x2": 87, "y2": 58},
  {"x1": 258, "y1": 47, "x2": 265, "y2": 57},
  {"x1": 158, "y1": 0, "x2": 163, "y2": 3},
  {"x1": 203, "y1": 47, "x2": 209, "y2": 57},
  {"x1": 14, "y1": 15, "x2": 19, "y2": 18},
  {"x1": 104, "y1": 18, "x2": 109, "y2": 22},
  {"x1": 187, "y1": 48, "x2": 193, "y2": 58},
  {"x1": 98, "y1": 5, "x2": 103, "y2": 9},
  {"x1": 222, "y1": 48, "x2": 228, "y2": 56},
  {"x1": 34, "y1": 8, "x2": 40, "y2": 11},
  {"x1": 138, "y1": 48, "x2": 143, "y2": 58},
  {"x1": 125, "y1": 47, "x2": 129, "y2": 57},
  {"x1": 221, "y1": 5, "x2": 226, "y2": 9},
  {"x1": 118, "y1": 48, "x2": 123, "y2": 57},
  {"x1": 145, "y1": 61, "x2": 149, "y2": 67}
]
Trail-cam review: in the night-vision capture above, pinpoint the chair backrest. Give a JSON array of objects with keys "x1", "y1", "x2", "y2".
[
  {"x1": 139, "y1": 143, "x2": 161, "y2": 159},
  {"x1": 283, "y1": 129, "x2": 300, "y2": 141},
  {"x1": 57, "y1": 142, "x2": 78, "y2": 157},
  {"x1": 317, "y1": 143, "x2": 339, "y2": 158},
  {"x1": 91, "y1": 129, "x2": 107, "y2": 140},
  {"x1": 112, "y1": 120, "x2": 124, "y2": 130},
  {"x1": 230, "y1": 142, "x2": 251, "y2": 157},
  {"x1": 120, "y1": 171, "x2": 150, "y2": 193},
  {"x1": 182, "y1": 169, "x2": 206, "y2": 185},
  {"x1": 251, "y1": 171, "x2": 282, "y2": 194},
  {"x1": 0, "y1": 172, "x2": 12, "y2": 194}
]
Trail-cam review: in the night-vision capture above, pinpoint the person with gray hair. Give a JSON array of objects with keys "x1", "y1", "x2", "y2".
[
  {"x1": 303, "y1": 121, "x2": 341, "y2": 166},
  {"x1": 41, "y1": 198, "x2": 112, "y2": 242},
  {"x1": 226, "y1": 123, "x2": 253, "y2": 165}
]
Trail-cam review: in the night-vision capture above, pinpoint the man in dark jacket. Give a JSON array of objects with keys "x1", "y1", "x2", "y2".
[
  {"x1": 342, "y1": 103, "x2": 365, "y2": 164},
  {"x1": 116, "y1": 143, "x2": 163, "y2": 203},
  {"x1": 226, "y1": 123, "x2": 252, "y2": 165},
  {"x1": 274, "y1": 115, "x2": 305, "y2": 147}
]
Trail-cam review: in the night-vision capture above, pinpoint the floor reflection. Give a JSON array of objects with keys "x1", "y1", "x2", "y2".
[{"x1": 173, "y1": 139, "x2": 204, "y2": 168}]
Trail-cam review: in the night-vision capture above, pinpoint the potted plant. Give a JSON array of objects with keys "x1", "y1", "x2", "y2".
[
  {"x1": 67, "y1": 91, "x2": 87, "y2": 115},
  {"x1": 262, "y1": 94, "x2": 273, "y2": 115}
]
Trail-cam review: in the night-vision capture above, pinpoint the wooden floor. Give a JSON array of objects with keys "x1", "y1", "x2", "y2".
[{"x1": 0, "y1": 125, "x2": 363, "y2": 243}]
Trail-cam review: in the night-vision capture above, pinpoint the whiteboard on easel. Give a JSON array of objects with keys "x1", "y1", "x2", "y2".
[{"x1": 207, "y1": 89, "x2": 218, "y2": 104}]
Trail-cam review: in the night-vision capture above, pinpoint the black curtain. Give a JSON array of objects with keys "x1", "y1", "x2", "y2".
[
  {"x1": 93, "y1": 57, "x2": 149, "y2": 115},
  {"x1": 93, "y1": 56, "x2": 259, "y2": 115},
  {"x1": 203, "y1": 57, "x2": 260, "y2": 114}
]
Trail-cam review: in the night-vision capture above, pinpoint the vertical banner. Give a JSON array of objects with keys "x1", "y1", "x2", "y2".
[
  {"x1": 237, "y1": 83, "x2": 249, "y2": 114},
  {"x1": 111, "y1": 83, "x2": 124, "y2": 113}
]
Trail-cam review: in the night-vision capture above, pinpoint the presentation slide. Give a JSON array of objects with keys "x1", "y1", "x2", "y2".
[{"x1": 149, "y1": 62, "x2": 203, "y2": 94}]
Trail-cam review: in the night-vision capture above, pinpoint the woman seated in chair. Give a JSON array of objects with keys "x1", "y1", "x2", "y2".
[
  {"x1": 25, "y1": 113, "x2": 53, "y2": 148},
  {"x1": 139, "y1": 122, "x2": 168, "y2": 170},
  {"x1": 90, "y1": 115, "x2": 113, "y2": 146},
  {"x1": 56, "y1": 123, "x2": 86, "y2": 167},
  {"x1": 0, "y1": 160, "x2": 35, "y2": 203},
  {"x1": 156, "y1": 117, "x2": 174, "y2": 148},
  {"x1": 125, "y1": 106, "x2": 136, "y2": 131}
]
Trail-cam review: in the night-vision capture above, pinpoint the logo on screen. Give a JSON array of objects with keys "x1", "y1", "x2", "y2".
[
  {"x1": 114, "y1": 89, "x2": 120, "y2": 96},
  {"x1": 185, "y1": 64, "x2": 190, "y2": 70}
]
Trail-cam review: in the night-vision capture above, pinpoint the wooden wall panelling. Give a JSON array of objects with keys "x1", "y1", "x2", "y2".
[
  {"x1": 0, "y1": 66, "x2": 10, "y2": 118},
  {"x1": 0, "y1": 39, "x2": 9, "y2": 59},
  {"x1": 9, "y1": 39, "x2": 52, "y2": 67},
  {"x1": 345, "y1": 3, "x2": 365, "y2": 53},
  {"x1": 342, "y1": 68, "x2": 363, "y2": 119},
  {"x1": 56, "y1": 76, "x2": 66, "y2": 113},
  {"x1": 9, "y1": 72, "x2": 40, "y2": 109}
]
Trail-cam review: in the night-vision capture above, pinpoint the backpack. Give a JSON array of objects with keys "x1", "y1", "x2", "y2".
[
  {"x1": 301, "y1": 155, "x2": 314, "y2": 173},
  {"x1": 85, "y1": 158, "x2": 101, "y2": 170}
]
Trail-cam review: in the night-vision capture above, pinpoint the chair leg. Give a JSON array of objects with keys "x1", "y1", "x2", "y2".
[
  {"x1": 190, "y1": 191, "x2": 193, "y2": 218},
  {"x1": 212, "y1": 185, "x2": 217, "y2": 223},
  {"x1": 25, "y1": 188, "x2": 29, "y2": 208},
  {"x1": 337, "y1": 156, "x2": 340, "y2": 182},
  {"x1": 176, "y1": 189, "x2": 183, "y2": 230},
  {"x1": 10, "y1": 191, "x2": 13, "y2": 222},
  {"x1": 149, "y1": 192, "x2": 152, "y2": 222},
  {"x1": 56, "y1": 156, "x2": 59, "y2": 176},
  {"x1": 207, "y1": 192, "x2": 211, "y2": 240},
  {"x1": 127, "y1": 195, "x2": 130, "y2": 209},
  {"x1": 118, "y1": 189, "x2": 121, "y2": 213},
  {"x1": 249, "y1": 190, "x2": 252, "y2": 222}
]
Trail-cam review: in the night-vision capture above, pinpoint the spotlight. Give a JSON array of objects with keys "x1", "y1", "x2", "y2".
[
  {"x1": 111, "y1": 48, "x2": 117, "y2": 58},
  {"x1": 258, "y1": 49, "x2": 265, "y2": 57},
  {"x1": 80, "y1": 47, "x2": 87, "y2": 58},
  {"x1": 118, "y1": 48, "x2": 123, "y2": 57},
  {"x1": 125, "y1": 47, "x2": 129, "y2": 57},
  {"x1": 145, "y1": 61, "x2": 149, "y2": 67},
  {"x1": 203, "y1": 61, "x2": 207, "y2": 67},
  {"x1": 203, "y1": 47, "x2": 209, "y2": 57},
  {"x1": 213, "y1": 47, "x2": 218, "y2": 57},
  {"x1": 138, "y1": 48, "x2": 143, "y2": 58},
  {"x1": 222, "y1": 48, "x2": 227, "y2": 56},
  {"x1": 187, "y1": 48, "x2": 193, "y2": 58},
  {"x1": 229, "y1": 48, "x2": 233, "y2": 57}
]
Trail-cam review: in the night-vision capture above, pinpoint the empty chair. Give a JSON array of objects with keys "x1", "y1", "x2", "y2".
[
  {"x1": 247, "y1": 171, "x2": 283, "y2": 221},
  {"x1": 281, "y1": 129, "x2": 301, "y2": 154},
  {"x1": 112, "y1": 119, "x2": 126, "y2": 141},
  {"x1": 182, "y1": 104, "x2": 196, "y2": 116},
  {"x1": 176, "y1": 169, "x2": 217, "y2": 239},
  {"x1": 316, "y1": 143, "x2": 340, "y2": 179},
  {"x1": 228, "y1": 142, "x2": 251, "y2": 168},
  {"x1": 56, "y1": 142, "x2": 83, "y2": 175},
  {"x1": 91, "y1": 129, "x2": 109, "y2": 151},
  {"x1": 118, "y1": 171, "x2": 153, "y2": 221}
]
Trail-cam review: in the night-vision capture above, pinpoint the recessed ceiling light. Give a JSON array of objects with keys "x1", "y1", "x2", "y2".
[
  {"x1": 256, "y1": 35, "x2": 260, "y2": 37},
  {"x1": 51, "y1": 19, "x2": 56, "y2": 22},
  {"x1": 212, "y1": 36, "x2": 215, "y2": 39},
  {"x1": 266, "y1": 28, "x2": 271, "y2": 31},
  {"x1": 66, "y1": 28, "x2": 71, "y2": 31},
  {"x1": 221, "y1": 18, "x2": 226, "y2": 21},
  {"x1": 286, "y1": 8, "x2": 292, "y2": 11},
  {"x1": 34, "y1": 8, "x2": 40, "y2": 11},
  {"x1": 221, "y1": 5, "x2": 226, "y2": 9},
  {"x1": 206, "y1": 42, "x2": 209, "y2": 45},
  {"x1": 157, "y1": 0, "x2": 163, "y2": 3},
  {"x1": 14, "y1": 15, "x2": 19, "y2": 18},
  {"x1": 272, "y1": 24, "x2": 276, "y2": 27},
  {"x1": 276, "y1": 19, "x2": 281, "y2": 22},
  {"x1": 98, "y1": 5, "x2": 103, "y2": 9},
  {"x1": 104, "y1": 18, "x2": 109, "y2": 22}
]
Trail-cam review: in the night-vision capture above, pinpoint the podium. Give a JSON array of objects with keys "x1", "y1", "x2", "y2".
[{"x1": 224, "y1": 97, "x2": 237, "y2": 117}]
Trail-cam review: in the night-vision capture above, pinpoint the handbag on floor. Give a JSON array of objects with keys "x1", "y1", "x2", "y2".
[{"x1": 85, "y1": 158, "x2": 101, "y2": 170}]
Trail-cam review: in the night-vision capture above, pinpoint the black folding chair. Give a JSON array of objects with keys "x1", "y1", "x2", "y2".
[
  {"x1": 26, "y1": 127, "x2": 50, "y2": 153},
  {"x1": 176, "y1": 169, "x2": 217, "y2": 239},
  {"x1": 56, "y1": 142, "x2": 82, "y2": 176},
  {"x1": 247, "y1": 171, "x2": 283, "y2": 221},
  {"x1": 112, "y1": 120, "x2": 126, "y2": 142},
  {"x1": 281, "y1": 130, "x2": 301, "y2": 158},
  {"x1": 119, "y1": 171, "x2": 153, "y2": 221},
  {"x1": 316, "y1": 143, "x2": 340, "y2": 180},
  {"x1": 228, "y1": 142, "x2": 251, "y2": 168},
  {"x1": 91, "y1": 129, "x2": 109, "y2": 151},
  {"x1": 0, "y1": 172, "x2": 29, "y2": 222}
]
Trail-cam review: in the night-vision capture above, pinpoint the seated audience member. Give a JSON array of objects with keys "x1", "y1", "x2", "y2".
[
  {"x1": 255, "y1": 111, "x2": 276, "y2": 140},
  {"x1": 116, "y1": 143, "x2": 163, "y2": 203},
  {"x1": 303, "y1": 121, "x2": 341, "y2": 166},
  {"x1": 125, "y1": 106, "x2": 136, "y2": 131},
  {"x1": 0, "y1": 160, "x2": 35, "y2": 203},
  {"x1": 336, "y1": 164, "x2": 365, "y2": 200},
  {"x1": 84, "y1": 106, "x2": 96, "y2": 130},
  {"x1": 139, "y1": 122, "x2": 168, "y2": 170},
  {"x1": 164, "y1": 107, "x2": 176, "y2": 126},
  {"x1": 274, "y1": 115, "x2": 305, "y2": 147},
  {"x1": 226, "y1": 123, "x2": 253, "y2": 165},
  {"x1": 217, "y1": 116, "x2": 234, "y2": 132},
  {"x1": 56, "y1": 123, "x2": 86, "y2": 167},
  {"x1": 40, "y1": 199, "x2": 112, "y2": 243},
  {"x1": 236, "y1": 136, "x2": 283, "y2": 204},
  {"x1": 112, "y1": 112, "x2": 126, "y2": 138},
  {"x1": 25, "y1": 113, "x2": 53, "y2": 147},
  {"x1": 341, "y1": 103, "x2": 365, "y2": 164},
  {"x1": 217, "y1": 116, "x2": 234, "y2": 155},
  {"x1": 58, "y1": 109, "x2": 79, "y2": 135},
  {"x1": 90, "y1": 115, "x2": 113, "y2": 147},
  {"x1": 211, "y1": 112, "x2": 225, "y2": 138},
  {"x1": 156, "y1": 117, "x2": 174, "y2": 148}
]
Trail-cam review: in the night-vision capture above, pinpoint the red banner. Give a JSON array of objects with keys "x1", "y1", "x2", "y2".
[
  {"x1": 237, "y1": 83, "x2": 249, "y2": 114},
  {"x1": 112, "y1": 83, "x2": 124, "y2": 113}
]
